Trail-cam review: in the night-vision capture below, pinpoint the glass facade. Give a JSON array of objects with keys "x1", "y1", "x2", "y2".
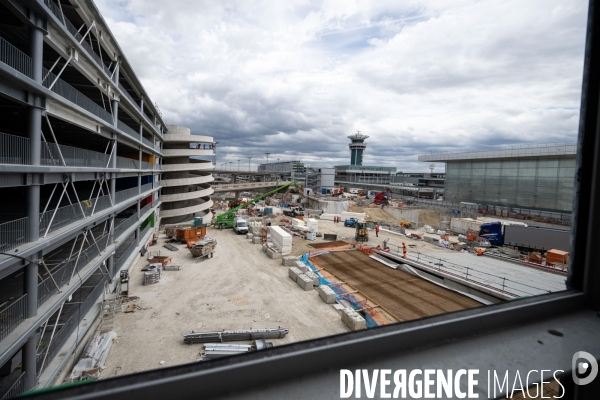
[{"x1": 444, "y1": 157, "x2": 575, "y2": 212}]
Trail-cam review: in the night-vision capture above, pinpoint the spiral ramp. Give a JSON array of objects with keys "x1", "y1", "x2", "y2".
[{"x1": 160, "y1": 125, "x2": 215, "y2": 224}]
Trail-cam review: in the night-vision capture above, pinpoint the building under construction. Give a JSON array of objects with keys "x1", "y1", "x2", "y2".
[{"x1": 0, "y1": 0, "x2": 213, "y2": 394}]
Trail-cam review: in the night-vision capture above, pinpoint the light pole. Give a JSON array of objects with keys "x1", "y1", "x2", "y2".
[
  {"x1": 237, "y1": 159, "x2": 240, "y2": 171},
  {"x1": 213, "y1": 141, "x2": 220, "y2": 166},
  {"x1": 247, "y1": 157, "x2": 252, "y2": 171},
  {"x1": 229, "y1": 162, "x2": 232, "y2": 170},
  {"x1": 265, "y1": 152, "x2": 270, "y2": 165}
]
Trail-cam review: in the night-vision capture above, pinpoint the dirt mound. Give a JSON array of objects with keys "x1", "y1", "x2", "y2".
[
  {"x1": 418, "y1": 209, "x2": 444, "y2": 228},
  {"x1": 348, "y1": 206, "x2": 401, "y2": 224}
]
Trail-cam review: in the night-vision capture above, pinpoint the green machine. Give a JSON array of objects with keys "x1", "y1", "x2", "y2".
[{"x1": 214, "y1": 181, "x2": 298, "y2": 229}]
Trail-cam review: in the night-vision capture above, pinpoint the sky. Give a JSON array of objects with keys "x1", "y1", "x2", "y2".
[{"x1": 96, "y1": 0, "x2": 589, "y2": 172}]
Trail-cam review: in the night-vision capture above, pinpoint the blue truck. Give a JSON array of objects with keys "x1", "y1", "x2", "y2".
[{"x1": 478, "y1": 222, "x2": 570, "y2": 252}]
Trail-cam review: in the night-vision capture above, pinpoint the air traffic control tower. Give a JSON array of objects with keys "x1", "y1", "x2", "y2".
[{"x1": 348, "y1": 131, "x2": 369, "y2": 166}]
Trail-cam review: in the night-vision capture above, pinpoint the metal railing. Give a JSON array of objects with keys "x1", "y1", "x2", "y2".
[
  {"x1": 0, "y1": 294, "x2": 27, "y2": 341},
  {"x1": 39, "y1": 193, "x2": 114, "y2": 236},
  {"x1": 37, "y1": 233, "x2": 110, "y2": 310},
  {"x1": 141, "y1": 161, "x2": 153, "y2": 170},
  {"x1": 141, "y1": 135, "x2": 153, "y2": 149},
  {"x1": 116, "y1": 156, "x2": 139, "y2": 169},
  {"x1": 154, "y1": 142, "x2": 161, "y2": 153},
  {"x1": 114, "y1": 239, "x2": 139, "y2": 273},
  {"x1": 41, "y1": 141, "x2": 111, "y2": 168},
  {"x1": 140, "y1": 183, "x2": 153, "y2": 194},
  {"x1": 37, "y1": 277, "x2": 106, "y2": 374},
  {"x1": 0, "y1": 217, "x2": 29, "y2": 253},
  {"x1": 140, "y1": 223, "x2": 151, "y2": 240},
  {"x1": 117, "y1": 120, "x2": 139, "y2": 140},
  {"x1": 114, "y1": 212, "x2": 139, "y2": 239},
  {"x1": 118, "y1": 82, "x2": 139, "y2": 108},
  {"x1": 1, "y1": 36, "x2": 32, "y2": 78},
  {"x1": 1, "y1": 372, "x2": 26, "y2": 400},
  {"x1": 43, "y1": 68, "x2": 113, "y2": 124},
  {"x1": 115, "y1": 186, "x2": 138, "y2": 204},
  {"x1": 387, "y1": 246, "x2": 552, "y2": 297},
  {"x1": 0, "y1": 133, "x2": 30, "y2": 165},
  {"x1": 139, "y1": 202, "x2": 152, "y2": 217}
]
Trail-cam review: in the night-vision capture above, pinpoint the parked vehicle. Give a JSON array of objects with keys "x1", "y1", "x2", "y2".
[
  {"x1": 479, "y1": 222, "x2": 570, "y2": 252},
  {"x1": 233, "y1": 217, "x2": 249, "y2": 234},
  {"x1": 344, "y1": 218, "x2": 358, "y2": 227}
]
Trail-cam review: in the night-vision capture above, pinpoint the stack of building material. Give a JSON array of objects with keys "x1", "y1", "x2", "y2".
[
  {"x1": 70, "y1": 331, "x2": 117, "y2": 381},
  {"x1": 282, "y1": 256, "x2": 301, "y2": 266},
  {"x1": 305, "y1": 218, "x2": 319, "y2": 231},
  {"x1": 318, "y1": 285, "x2": 337, "y2": 304},
  {"x1": 305, "y1": 232, "x2": 316, "y2": 241},
  {"x1": 546, "y1": 249, "x2": 568, "y2": 266},
  {"x1": 341, "y1": 308, "x2": 367, "y2": 331},
  {"x1": 252, "y1": 236, "x2": 262, "y2": 244},
  {"x1": 292, "y1": 218, "x2": 305, "y2": 227},
  {"x1": 296, "y1": 274, "x2": 314, "y2": 291},
  {"x1": 266, "y1": 247, "x2": 281, "y2": 259},
  {"x1": 183, "y1": 327, "x2": 289, "y2": 344},
  {"x1": 269, "y1": 226, "x2": 292, "y2": 255},
  {"x1": 247, "y1": 233, "x2": 253, "y2": 240},
  {"x1": 288, "y1": 267, "x2": 303, "y2": 281},
  {"x1": 143, "y1": 269, "x2": 161, "y2": 285}
]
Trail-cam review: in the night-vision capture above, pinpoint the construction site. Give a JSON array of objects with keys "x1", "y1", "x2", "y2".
[
  {"x1": 0, "y1": 0, "x2": 592, "y2": 398},
  {"x1": 94, "y1": 179, "x2": 567, "y2": 378}
]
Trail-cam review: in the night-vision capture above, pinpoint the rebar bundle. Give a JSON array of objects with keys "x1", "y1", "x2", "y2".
[{"x1": 183, "y1": 327, "x2": 289, "y2": 344}]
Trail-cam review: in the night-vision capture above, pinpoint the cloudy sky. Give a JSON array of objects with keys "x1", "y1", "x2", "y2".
[{"x1": 96, "y1": 0, "x2": 588, "y2": 171}]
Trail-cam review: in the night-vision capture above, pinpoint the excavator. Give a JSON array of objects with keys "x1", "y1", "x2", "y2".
[
  {"x1": 374, "y1": 190, "x2": 390, "y2": 206},
  {"x1": 213, "y1": 181, "x2": 298, "y2": 229}
]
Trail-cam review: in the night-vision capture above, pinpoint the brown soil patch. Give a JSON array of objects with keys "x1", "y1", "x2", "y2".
[
  {"x1": 313, "y1": 250, "x2": 481, "y2": 322},
  {"x1": 347, "y1": 206, "x2": 402, "y2": 224},
  {"x1": 307, "y1": 241, "x2": 352, "y2": 250}
]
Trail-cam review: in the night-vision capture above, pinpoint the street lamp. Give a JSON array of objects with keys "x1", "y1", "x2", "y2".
[
  {"x1": 229, "y1": 162, "x2": 232, "y2": 170},
  {"x1": 247, "y1": 157, "x2": 252, "y2": 171},
  {"x1": 237, "y1": 159, "x2": 240, "y2": 171},
  {"x1": 265, "y1": 152, "x2": 270, "y2": 165},
  {"x1": 213, "y1": 141, "x2": 220, "y2": 166}
]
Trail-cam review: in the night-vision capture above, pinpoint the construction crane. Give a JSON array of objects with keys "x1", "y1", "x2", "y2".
[{"x1": 213, "y1": 181, "x2": 298, "y2": 229}]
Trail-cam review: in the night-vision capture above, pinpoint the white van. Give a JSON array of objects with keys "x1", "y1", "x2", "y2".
[{"x1": 233, "y1": 217, "x2": 248, "y2": 234}]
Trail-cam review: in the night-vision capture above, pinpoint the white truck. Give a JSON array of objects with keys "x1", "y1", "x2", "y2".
[{"x1": 233, "y1": 217, "x2": 249, "y2": 234}]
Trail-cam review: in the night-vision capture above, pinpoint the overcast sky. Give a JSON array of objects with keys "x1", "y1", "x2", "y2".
[{"x1": 97, "y1": 0, "x2": 588, "y2": 171}]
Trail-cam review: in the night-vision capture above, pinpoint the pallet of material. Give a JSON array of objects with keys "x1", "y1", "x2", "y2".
[
  {"x1": 143, "y1": 270, "x2": 161, "y2": 285},
  {"x1": 269, "y1": 226, "x2": 292, "y2": 255}
]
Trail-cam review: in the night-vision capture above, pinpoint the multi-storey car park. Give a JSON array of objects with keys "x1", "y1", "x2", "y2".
[{"x1": 0, "y1": 0, "x2": 213, "y2": 395}]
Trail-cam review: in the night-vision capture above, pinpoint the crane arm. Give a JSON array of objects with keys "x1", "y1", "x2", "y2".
[{"x1": 215, "y1": 181, "x2": 297, "y2": 224}]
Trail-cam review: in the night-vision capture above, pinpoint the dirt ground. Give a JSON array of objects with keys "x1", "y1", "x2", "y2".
[
  {"x1": 312, "y1": 250, "x2": 481, "y2": 321},
  {"x1": 102, "y1": 226, "x2": 348, "y2": 379},
  {"x1": 347, "y1": 206, "x2": 402, "y2": 224}
]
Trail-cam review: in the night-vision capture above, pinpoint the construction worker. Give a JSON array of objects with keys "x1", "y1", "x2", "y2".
[
  {"x1": 375, "y1": 225, "x2": 380, "y2": 237},
  {"x1": 402, "y1": 242, "x2": 407, "y2": 258},
  {"x1": 383, "y1": 238, "x2": 389, "y2": 251},
  {"x1": 476, "y1": 248, "x2": 484, "y2": 256}
]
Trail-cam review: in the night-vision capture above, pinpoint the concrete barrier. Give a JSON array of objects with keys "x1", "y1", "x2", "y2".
[
  {"x1": 296, "y1": 274, "x2": 314, "y2": 291},
  {"x1": 318, "y1": 285, "x2": 336, "y2": 304},
  {"x1": 247, "y1": 233, "x2": 254, "y2": 239},
  {"x1": 266, "y1": 248, "x2": 281, "y2": 259},
  {"x1": 252, "y1": 236, "x2": 262, "y2": 244},
  {"x1": 282, "y1": 256, "x2": 301, "y2": 266},
  {"x1": 305, "y1": 271, "x2": 320, "y2": 286},
  {"x1": 288, "y1": 267, "x2": 302, "y2": 281},
  {"x1": 295, "y1": 261, "x2": 308, "y2": 273},
  {"x1": 341, "y1": 308, "x2": 367, "y2": 331}
]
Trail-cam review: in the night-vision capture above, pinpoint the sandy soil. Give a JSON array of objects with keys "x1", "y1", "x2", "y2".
[{"x1": 102, "y1": 226, "x2": 348, "y2": 379}]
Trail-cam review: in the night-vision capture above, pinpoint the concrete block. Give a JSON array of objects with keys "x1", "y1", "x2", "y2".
[
  {"x1": 296, "y1": 274, "x2": 314, "y2": 291},
  {"x1": 247, "y1": 233, "x2": 254, "y2": 239},
  {"x1": 341, "y1": 308, "x2": 367, "y2": 331},
  {"x1": 252, "y1": 236, "x2": 262, "y2": 244},
  {"x1": 282, "y1": 256, "x2": 301, "y2": 266},
  {"x1": 305, "y1": 271, "x2": 320, "y2": 287},
  {"x1": 266, "y1": 248, "x2": 281, "y2": 259},
  {"x1": 288, "y1": 267, "x2": 302, "y2": 281},
  {"x1": 295, "y1": 261, "x2": 308, "y2": 273},
  {"x1": 262, "y1": 243, "x2": 268, "y2": 253},
  {"x1": 424, "y1": 236, "x2": 434, "y2": 243},
  {"x1": 318, "y1": 285, "x2": 336, "y2": 304}
]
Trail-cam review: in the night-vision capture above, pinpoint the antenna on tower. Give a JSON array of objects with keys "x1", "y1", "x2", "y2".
[{"x1": 429, "y1": 164, "x2": 435, "y2": 173}]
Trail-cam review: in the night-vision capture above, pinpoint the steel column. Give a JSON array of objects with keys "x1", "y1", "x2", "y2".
[{"x1": 22, "y1": 334, "x2": 37, "y2": 391}]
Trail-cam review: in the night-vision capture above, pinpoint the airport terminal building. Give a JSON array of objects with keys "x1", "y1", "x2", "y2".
[{"x1": 418, "y1": 144, "x2": 576, "y2": 213}]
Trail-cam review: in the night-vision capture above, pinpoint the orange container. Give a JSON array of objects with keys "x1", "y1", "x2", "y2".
[
  {"x1": 546, "y1": 249, "x2": 568, "y2": 265},
  {"x1": 176, "y1": 227, "x2": 206, "y2": 243}
]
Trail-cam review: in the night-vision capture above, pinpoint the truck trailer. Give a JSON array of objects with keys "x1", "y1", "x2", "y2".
[{"x1": 479, "y1": 222, "x2": 570, "y2": 252}]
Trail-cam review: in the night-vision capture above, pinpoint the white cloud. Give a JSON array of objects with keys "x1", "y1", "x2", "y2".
[{"x1": 96, "y1": 0, "x2": 588, "y2": 171}]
